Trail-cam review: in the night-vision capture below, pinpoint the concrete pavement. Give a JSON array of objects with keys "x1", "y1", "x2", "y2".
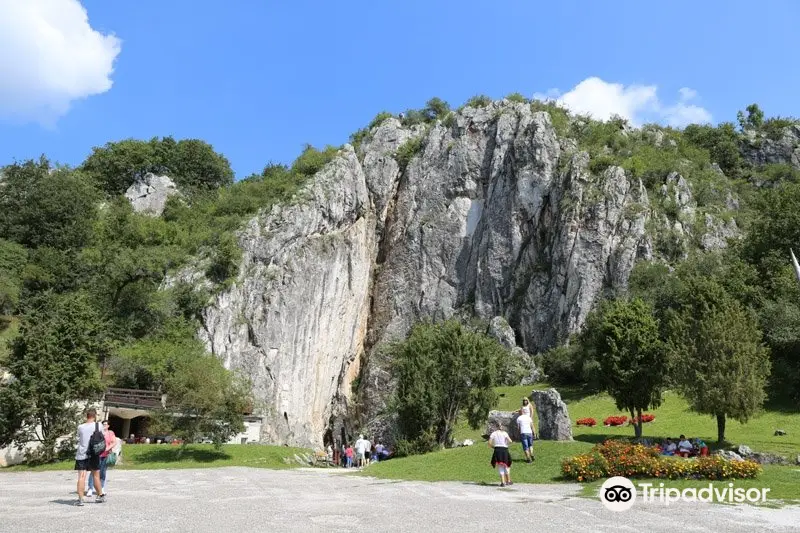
[{"x1": 0, "y1": 467, "x2": 798, "y2": 532}]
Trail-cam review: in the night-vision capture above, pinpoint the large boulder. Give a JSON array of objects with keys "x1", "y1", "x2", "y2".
[
  {"x1": 124, "y1": 173, "x2": 180, "y2": 216},
  {"x1": 484, "y1": 410, "x2": 521, "y2": 440},
  {"x1": 530, "y1": 388, "x2": 573, "y2": 441}
]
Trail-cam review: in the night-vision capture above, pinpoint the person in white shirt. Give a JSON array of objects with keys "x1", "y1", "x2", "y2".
[
  {"x1": 363, "y1": 438, "x2": 372, "y2": 466},
  {"x1": 354, "y1": 435, "x2": 367, "y2": 467},
  {"x1": 488, "y1": 426, "x2": 513, "y2": 487},
  {"x1": 516, "y1": 413, "x2": 536, "y2": 463},
  {"x1": 677, "y1": 435, "x2": 693, "y2": 457}
]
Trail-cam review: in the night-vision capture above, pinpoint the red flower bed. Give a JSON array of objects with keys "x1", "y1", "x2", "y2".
[
  {"x1": 603, "y1": 415, "x2": 628, "y2": 427},
  {"x1": 576, "y1": 417, "x2": 597, "y2": 427},
  {"x1": 630, "y1": 414, "x2": 655, "y2": 425}
]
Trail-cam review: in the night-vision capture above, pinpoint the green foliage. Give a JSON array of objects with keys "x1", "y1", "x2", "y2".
[
  {"x1": 390, "y1": 320, "x2": 508, "y2": 452},
  {"x1": 154, "y1": 349, "x2": 250, "y2": 448},
  {"x1": 0, "y1": 158, "x2": 99, "y2": 250},
  {"x1": 530, "y1": 100, "x2": 570, "y2": 137},
  {"x1": 666, "y1": 275, "x2": 771, "y2": 443},
  {"x1": 395, "y1": 136, "x2": 424, "y2": 173},
  {"x1": 737, "y1": 103, "x2": 765, "y2": 131},
  {"x1": 205, "y1": 232, "x2": 242, "y2": 284},
  {"x1": 683, "y1": 122, "x2": 742, "y2": 176},
  {"x1": 0, "y1": 239, "x2": 27, "y2": 314},
  {"x1": 465, "y1": 94, "x2": 492, "y2": 108},
  {"x1": 752, "y1": 163, "x2": 800, "y2": 185},
  {"x1": 349, "y1": 112, "x2": 394, "y2": 150},
  {"x1": 505, "y1": 92, "x2": 528, "y2": 104},
  {"x1": 81, "y1": 137, "x2": 234, "y2": 195},
  {"x1": 582, "y1": 299, "x2": 667, "y2": 437},
  {"x1": 290, "y1": 144, "x2": 339, "y2": 178},
  {"x1": 539, "y1": 342, "x2": 602, "y2": 391},
  {"x1": 423, "y1": 97, "x2": 450, "y2": 121},
  {"x1": 763, "y1": 117, "x2": 798, "y2": 140},
  {"x1": 0, "y1": 292, "x2": 109, "y2": 462}
]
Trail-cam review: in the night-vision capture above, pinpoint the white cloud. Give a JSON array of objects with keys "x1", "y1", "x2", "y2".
[
  {"x1": 534, "y1": 77, "x2": 712, "y2": 128},
  {"x1": 0, "y1": 0, "x2": 121, "y2": 125}
]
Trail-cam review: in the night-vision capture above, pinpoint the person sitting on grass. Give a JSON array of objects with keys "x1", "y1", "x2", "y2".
[
  {"x1": 488, "y1": 425, "x2": 513, "y2": 487},
  {"x1": 677, "y1": 435, "x2": 693, "y2": 457}
]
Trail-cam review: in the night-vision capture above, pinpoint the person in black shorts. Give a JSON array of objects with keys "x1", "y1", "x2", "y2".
[{"x1": 74, "y1": 408, "x2": 106, "y2": 506}]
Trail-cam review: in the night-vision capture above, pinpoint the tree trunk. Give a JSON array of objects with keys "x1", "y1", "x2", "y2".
[
  {"x1": 635, "y1": 407, "x2": 643, "y2": 438},
  {"x1": 716, "y1": 413, "x2": 726, "y2": 443},
  {"x1": 629, "y1": 408, "x2": 642, "y2": 438}
]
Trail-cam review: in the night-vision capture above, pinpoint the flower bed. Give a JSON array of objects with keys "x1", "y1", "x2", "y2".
[
  {"x1": 603, "y1": 415, "x2": 628, "y2": 426},
  {"x1": 630, "y1": 413, "x2": 655, "y2": 425},
  {"x1": 576, "y1": 417, "x2": 597, "y2": 427},
  {"x1": 561, "y1": 440, "x2": 762, "y2": 482}
]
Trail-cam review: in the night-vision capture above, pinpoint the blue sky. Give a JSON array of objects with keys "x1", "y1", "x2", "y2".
[{"x1": 0, "y1": 0, "x2": 798, "y2": 179}]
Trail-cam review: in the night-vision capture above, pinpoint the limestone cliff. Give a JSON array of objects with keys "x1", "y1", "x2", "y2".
[{"x1": 198, "y1": 100, "x2": 738, "y2": 448}]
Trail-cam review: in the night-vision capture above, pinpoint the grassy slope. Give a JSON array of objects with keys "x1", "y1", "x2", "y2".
[
  {"x1": 1, "y1": 444, "x2": 310, "y2": 472},
  {"x1": 369, "y1": 384, "x2": 800, "y2": 501}
]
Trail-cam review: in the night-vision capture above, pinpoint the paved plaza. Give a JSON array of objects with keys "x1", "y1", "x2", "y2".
[{"x1": 1, "y1": 467, "x2": 798, "y2": 532}]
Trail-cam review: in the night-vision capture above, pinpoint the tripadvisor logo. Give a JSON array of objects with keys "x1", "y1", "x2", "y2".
[{"x1": 599, "y1": 477, "x2": 771, "y2": 511}]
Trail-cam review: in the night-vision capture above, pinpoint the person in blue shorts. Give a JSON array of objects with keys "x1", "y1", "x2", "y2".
[{"x1": 516, "y1": 410, "x2": 536, "y2": 463}]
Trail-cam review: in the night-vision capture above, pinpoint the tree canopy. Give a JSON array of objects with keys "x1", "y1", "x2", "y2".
[{"x1": 390, "y1": 320, "x2": 508, "y2": 454}]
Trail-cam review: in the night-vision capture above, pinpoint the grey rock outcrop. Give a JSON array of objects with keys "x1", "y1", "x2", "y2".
[
  {"x1": 124, "y1": 173, "x2": 180, "y2": 216},
  {"x1": 741, "y1": 125, "x2": 800, "y2": 169},
  {"x1": 487, "y1": 316, "x2": 540, "y2": 385},
  {"x1": 199, "y1": 147, "x2": 374, "y2": 448},
  {"x1": 198, "y1": 101, "x2": 721, "y2": 447},
  {"x1": 530, "y1": 389, "x2": 573, "y2": 441},
  {"x1": 485, "y1": 410, "x2": 521, "y2": 440},
  {"x1": 715, "y1": 450, "x2": 744, "y2": 462}
]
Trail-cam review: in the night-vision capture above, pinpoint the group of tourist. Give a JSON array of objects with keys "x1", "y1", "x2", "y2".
[
  {"x1": 658, "y1": 435, "x2": 709, "y2": 457},
  {"x1": 74, "y1": 408, "x2": 123, "y2": 506},
  {"x1": 487, "y1": 397, "x2": 538, "y2": 487},
  {"x1": 330, "y1": 435, "x2": 391, "y2": 467}
]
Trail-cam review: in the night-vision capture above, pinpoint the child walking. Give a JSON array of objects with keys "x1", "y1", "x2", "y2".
[{"x1": 489, "y1": 425, "x2": 513, "y2": 487}]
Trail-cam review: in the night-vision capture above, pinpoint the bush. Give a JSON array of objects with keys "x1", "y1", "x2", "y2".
[
  {"x1": 395, "y1": 137, "x2": 424, "y2": 173},
  {"x1": 465, "y1": 94, "x2": 492, "y2": 108},
  {"x1": 576, "y1": 417, "x2": 597, "y2": 427},
  {"x1": 604, "y1": 415, "x2": 628, "y2": 427},
  {"x1": 539, "y1": 343, "x2": 602, "y2": 390},
  {"x1": 631, "y1": 413, "x2": 655, "y2": 424},
  {"x1": 505, "y1": 92, "x2": 528, "y2": 104},
  {"x1": 562, "y1": 440, "x2": 762, "y2": 482}
]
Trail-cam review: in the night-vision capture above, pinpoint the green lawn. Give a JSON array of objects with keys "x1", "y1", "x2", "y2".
[
  {"x1": 1, "y1": 444, "x2": 310, "y2": 472},
  {"x1": 370, "y1": 383, "x2": 800, "y2": 502}
]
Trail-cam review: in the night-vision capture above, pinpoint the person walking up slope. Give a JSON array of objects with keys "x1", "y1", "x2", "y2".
[{"x1": 516, "y1": 410, "x2": 536, "y2": 463}]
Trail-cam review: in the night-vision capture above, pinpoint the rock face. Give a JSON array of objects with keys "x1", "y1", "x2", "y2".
[
  {"x1": 124, "y1": 173, "x2": 180, "y2": 216},
  {"x1": 199, "y1": 148, "x2": 374, "y2": 448},
  {"x1": 741, "y1": 125, "x2": 800, "y2": 169},
  {"x1": 530, "y1": 389, "x2": 573, "y2": 441},
  {"x1": 198, "y1": 101, "x2": 738, "y2": 447}
]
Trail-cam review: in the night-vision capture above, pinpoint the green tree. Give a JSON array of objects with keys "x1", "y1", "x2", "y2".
[
  {"x1": 422, "y1": 97, "x2": 450, "y2": 122},
  {"x1": 81, "y1": 137, "x2": 234, "y2": 195},
  {"x1": 0, "y1": 239, "x2": 27, "y2": 314},
  {"x1": 390, "y1": 320, "x2": 508, "y2": 453},
  {"x1": 583, "y1": 298, "x2": 667, "y2": 438},
  {"x1": 0, "y1": 158, "x2": 99, "y2": 250},
  {"x1": 0, "y1": 292, "x2": 109, "y2": 462},
  {"x1": 737, "y1": 103, "x2": 765, "y2": 131},
  {"x1": 683, "y1": 122, "x2": 742, "y2": 177},
  {"x1": 111, "y1": 321, "x2": 249, "y2": 449},
  {"x1": 666, "y1": 276, "x2": 771, "y2": 443}
]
